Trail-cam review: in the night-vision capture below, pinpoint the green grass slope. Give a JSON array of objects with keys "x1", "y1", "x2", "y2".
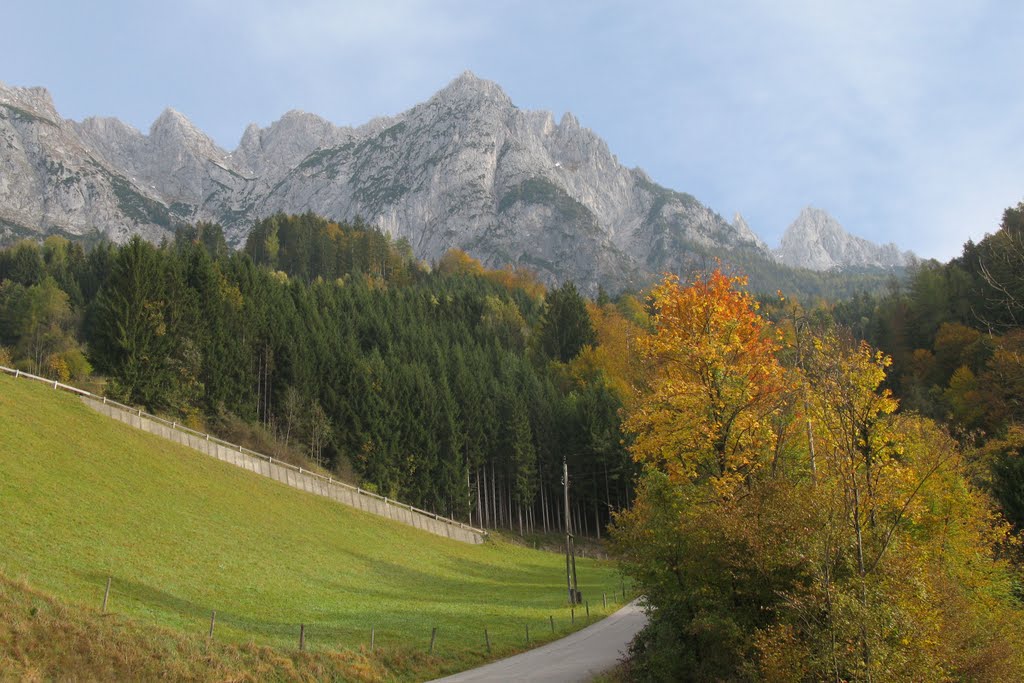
[{"x1": 0, "y1": 374, "x2": 626, "y2": 680}]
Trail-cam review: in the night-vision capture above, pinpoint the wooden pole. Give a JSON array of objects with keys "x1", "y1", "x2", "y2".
[
  {"x1": 525, "y1": 624, "x2": 530, "y2": 644},
  {"x1": 549, "y1": 615, "x2": 554, "y2": 632},
  {"x1": 586, "y1": 601, "x2": 590, "y2": 620},
  {"x1": 299, "y1": 624, "x2": 305, "y2": 651},
  {"x1": 570, "y1": 535, "x2": 579, "y2": 601},
  {"x1": 571, "y1": 607, "x2": 575, "y2": 625},
  {"x1": 102, "y1": 576, "x2": 111, "y2": 612},
  {"x1": 370, "y1": 625, "x2": 375, "y2": 652},
  {"x1": 603, "y1": 592, "x2": 607, "y2": 609},
  {"x1": 209, "y1": 610, "x2": 216, "y2": 638},
  {"x1": 429, "y1": 626, "x2": 437, "y2": 654},
  {"x1": 563, "y1": 459, "x2": 573, "y2": 604},
  {"x1": 484, "y1": 627, "x2": 491, "y2": 653}
]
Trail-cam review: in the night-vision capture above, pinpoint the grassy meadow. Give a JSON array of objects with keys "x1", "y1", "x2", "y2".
[{"x1": 0, "y1": 373, "x2": 628, "y2": 680}]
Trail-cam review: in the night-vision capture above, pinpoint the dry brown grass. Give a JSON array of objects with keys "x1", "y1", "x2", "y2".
[{"x1": 0, "y1": 575, "x2": 396, "y2": 682}]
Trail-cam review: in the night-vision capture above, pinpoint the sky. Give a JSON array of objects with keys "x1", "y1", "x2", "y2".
[{"x1": 5, "y1": 0, "x2": 1023, "y2": 261}]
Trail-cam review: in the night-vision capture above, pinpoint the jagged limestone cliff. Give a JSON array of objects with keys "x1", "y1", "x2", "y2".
[
  {"x1": 776, "y1": 207, "x2": 914, "y2": 271},
  {"x1": 1, "y1": 73, "x2": 908, "y2": 292}
]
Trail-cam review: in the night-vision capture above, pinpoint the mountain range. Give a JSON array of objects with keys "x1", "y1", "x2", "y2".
[{"x1": 0, "y1": 72, "x2": 914, "y2": 293}]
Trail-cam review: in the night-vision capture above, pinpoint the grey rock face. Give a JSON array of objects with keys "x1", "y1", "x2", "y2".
[
  {"x1": 0, "y1": 81, "x2": 172, "y2": 243},
  {"x1": 0, "y1": 73, "x2": 911, "y2": 293},
  {"x1": 732, "y1": 212, "x2": 768, "y2": 252},
  {"x1": 3, "y1": 72, "x2": 763, "y2": 292},
  {"x1": 775, "y1": 207, "x2": 915, "y2": 271}
]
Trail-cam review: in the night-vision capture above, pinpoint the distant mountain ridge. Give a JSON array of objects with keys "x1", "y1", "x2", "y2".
[
  {"x1": 0, "y1": 73, "x2": 911, "y2": 292},
  {"x1": 775, "y1": 207, "x2": 916, "y2": 271}
]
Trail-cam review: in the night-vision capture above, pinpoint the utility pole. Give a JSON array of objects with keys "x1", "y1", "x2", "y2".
[
  {"x1": 563, "y1": 459, "x2": 573, "y2": 604},
  {"x1": 563, "y1": 459, "x2": 579, "y2": 604}
]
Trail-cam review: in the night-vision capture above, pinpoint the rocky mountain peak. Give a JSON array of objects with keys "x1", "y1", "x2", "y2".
[
  {"x1": 559, "y1": 112, "x2": 580, "y2": 129},
  {"x1": 150, "y1": 107, "x2": 223, "y2": 154},
  {"x1": 237, "y1": 122, "x2": 262, "y2": 149},
  {"x1": 0, "y1": 82, "x2": 60, "y2": 123},
  {"x1": 433, "y1": 71, "x2": 511, "y2": 108},
  {"x1": 151, "y1": 107, "x2": 190, "y2": 132},
  {"x1": 79, "y1": 115, "x2": 141, "y2": 138},
  {"x1": 231, "y1": 109, "x2": 352, "y2": 176},
  {"x1": 775, "y1": 206, "x2": 914, "y2": 271},
  {"x1": 732, "y1": 212, "x2": 767, "y2": 250}
]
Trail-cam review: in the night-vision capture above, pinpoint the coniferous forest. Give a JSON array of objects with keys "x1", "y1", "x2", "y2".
[{"x1": 0, "y1": 213, "x2": 636, "y2": 537}]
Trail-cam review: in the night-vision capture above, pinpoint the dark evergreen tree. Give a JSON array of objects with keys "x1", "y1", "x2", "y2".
[
  {"x1": 88, "y1": 237, "x2": 200, "y2": 411},
  {"x1": 537, "y1": 281, "x2": 597, "y2": 362}
]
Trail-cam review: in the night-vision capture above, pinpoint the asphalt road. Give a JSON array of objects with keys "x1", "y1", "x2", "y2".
[{"x1": 429, "y1": 599, "x2": 647, "y2": 682}]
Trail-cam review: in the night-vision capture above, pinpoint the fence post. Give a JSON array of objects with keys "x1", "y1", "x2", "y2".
[
  {"x1": 429, "y1": 626, "x2": 437, "y2": 654},
  {"x1": 525, "y1": 624, "x2": 530, "y2": 644},
  {"x1": 550, "y1": 615, "x2": 554, "y2": 633},
  {"x1": 370, "y1": 625, "x2": 375, "y2": 652},
  {"x1": 586, "y1": 601, "x2": 590, "y2": 620},
  {"x1": 571, "y1": 607, "x2": 575, "y2": 625},
  {"x1": 102, "y1": 576, "x2": 111, "y2": 612},
  {"x1": 209, "y1": 610, "x2": 216, "y2": 637},
  {"x1": 603, "y1": 592, "x2": 607, "y2": 609},
  {"x1": 299, "y1": 624, "x2": 305, "y2": 651}
]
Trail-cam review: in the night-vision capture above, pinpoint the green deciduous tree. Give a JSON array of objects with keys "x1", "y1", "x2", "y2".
[{"x1": 0, "y1": 276, "x2": 80, "y2": 377}]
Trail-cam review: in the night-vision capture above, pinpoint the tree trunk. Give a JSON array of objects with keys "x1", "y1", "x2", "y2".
[
  {"x1": 540, "y1": 483, "x2": 548, "y2": 533},
  {"x1": 852, "y1": 471, "x2": 872, "y2": 680},
  {"x1": 490, "y1": 463, "x2": 497, "y2": 529},
  {"x1": 476, "y1": 467, "x2": 483, "y2": 528}
]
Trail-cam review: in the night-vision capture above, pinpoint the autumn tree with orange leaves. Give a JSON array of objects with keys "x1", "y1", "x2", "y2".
[
  {"x1": 611, "y1": 271, "x2": 1024, "y2": 682},
  {"x1": 625, "y1": 270, "x2": 790, "y2": 494}
]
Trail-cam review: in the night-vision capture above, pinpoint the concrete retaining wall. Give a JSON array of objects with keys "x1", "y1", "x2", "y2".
[{"x1": 83, "y1": 397, "x2": 485, "y2": 544}]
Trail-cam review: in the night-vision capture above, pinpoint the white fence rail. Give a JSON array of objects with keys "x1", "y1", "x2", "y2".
[{"x1": 1, "y1": 365, "x2": 486, "y2": 543}]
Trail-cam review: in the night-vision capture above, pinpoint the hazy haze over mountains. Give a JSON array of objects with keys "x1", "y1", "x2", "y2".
[{"x1": 0, "y1": 73, "x2": 912, "y2": 292}]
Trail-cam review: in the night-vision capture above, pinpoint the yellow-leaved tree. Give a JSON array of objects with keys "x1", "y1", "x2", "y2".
[
  {"x1": 625, "y1": 270, "x2": 789, "y2": 494},
  {"x1": 611, "y1": 271, "x2": 1024, "y2": 682}
]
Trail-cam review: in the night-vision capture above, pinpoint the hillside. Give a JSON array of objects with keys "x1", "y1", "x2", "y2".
[{"x1": 0, "y1": 372, "x2": 626, "y2": 680}]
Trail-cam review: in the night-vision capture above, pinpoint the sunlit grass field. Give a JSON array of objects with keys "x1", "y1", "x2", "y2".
[{"x1": 0, "y1": 373, "x2": 627, "y2": 679}]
